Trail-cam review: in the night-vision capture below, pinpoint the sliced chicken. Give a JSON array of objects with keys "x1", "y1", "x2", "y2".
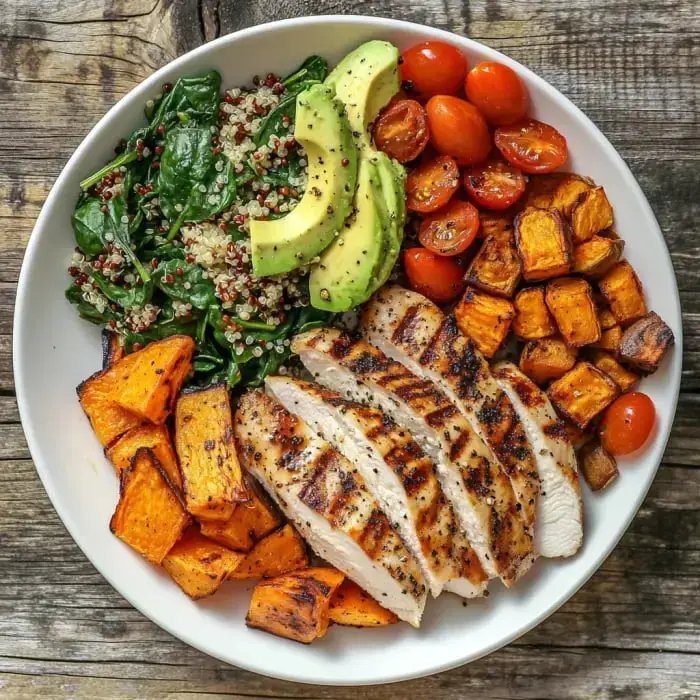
[
  {"x1": 493, "y1": 362, "x2": 583, "y2": 558},
  {"x1": 266, "y1": 376, "x2": 488, "y2": 599},
  {"x1": 292, "y1": 328, "x2": 535, "y2": 587},
  {"x1": 234, "y1": 391, "x2": 427, "y2": 627},
  {"x1": 361, "y1": 285, "x2": 540, "y2": 526}
]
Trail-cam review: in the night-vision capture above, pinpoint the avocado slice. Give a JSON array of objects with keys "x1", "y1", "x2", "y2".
[
  {"x1": 309, "y1": 159, "x2": 389, "y2": 311},
  {"x1": 250, "y1": 84, "x2": 358, "y2": 278}
]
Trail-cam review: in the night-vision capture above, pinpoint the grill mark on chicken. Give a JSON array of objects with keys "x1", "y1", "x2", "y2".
[
  {"x1": 543, "y1": 420, "x2": 568, "y2": 441},
  {"x1": 382, "y1": 443, "x2": 431, "y2": 497},
  {"x1": 391, "y1": 304, "x2": 421, "y2": 353},
  {"x1": 425, "y1": 403, "x2": 459, "y2": 428},
  {"x1": 329, "y1": 333, "x2": 355, "y2": 359},
  {"x1": 347, "y1": 348, "x2": 391, "y2": 376}
]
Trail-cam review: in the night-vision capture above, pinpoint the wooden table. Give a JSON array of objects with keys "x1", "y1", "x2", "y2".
[{"x1": 1, "y1": 1, "x2": 698, "y2": 698}]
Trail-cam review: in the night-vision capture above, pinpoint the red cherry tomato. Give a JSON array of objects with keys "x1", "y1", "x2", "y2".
[
  {"x1": 405, "y1": 155, "x2": 460, "y2": 213},
  {"x1": 494, "y1": 119, "x2": 568, "y2": 174},
  {"x1": 465, "y1": 61, "x2": 528, "y2": 126},
  {"x1": 463, "y1": 158, "x2": 526, "y2": 210},
  {"x1": 372, "y1": 100, "x2": 430, "y2": 163},
  {"x1": 598, "y1": 392, "x2": 656, "y2": 456},
  {"x1": 425, "y1": 96, "x2": 491, "y2": 166},
  {"x1": 400, "y1": 41, "x2": 468, "y2": 100},
  {"x1": 419, "y1": 200, "x2": 480, "y2": 256},
  {"x1": 404, "y1": 248, "x2": 465, "y2": 303}
]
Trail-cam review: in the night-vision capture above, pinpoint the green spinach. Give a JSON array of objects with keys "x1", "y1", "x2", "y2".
[
  {"x1": 72, "y1": 197, "x2": 108, "y2": 255},
  {"x1": 153, "y1": 258, "x2": 217, "y2": 310},
  {"x1": 65, "y1": 285, "x2": 122, "y2": 325},
  {"x1": 90, "y1": 271, "x2": 154, "y2": 309}
]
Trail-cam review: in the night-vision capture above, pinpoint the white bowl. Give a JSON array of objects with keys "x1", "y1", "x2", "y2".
[{"x1": 14, "y1": 15, "x2": 682, "y2": 686}]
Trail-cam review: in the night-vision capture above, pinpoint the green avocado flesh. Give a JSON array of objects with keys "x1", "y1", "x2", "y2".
[{"x1": 250, "y1": 84, "x2": 358, "y2": 278}]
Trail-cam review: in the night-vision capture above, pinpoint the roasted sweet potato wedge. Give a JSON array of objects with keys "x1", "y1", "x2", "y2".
[
  {"x1": 524, "y1": 172, "x2": 593, "y2": 215},
  {"x1": 162, "y1": 526, "x2": 244, "y2": 599},
  {"x1": 579, "y1": 440, "x2": 619, "y2": 491},
  {"x1": 573, "y1": 235, "x2": 625, "y2": 278},
  {"x1": 618, "y1": 311, "x2": 675, "y2": 373},
  {"x1": 175, "y1": 384, "x2": 248, "y2": 521},
  {"x1": 513, "y1": 286, "x2": 556, "y2": 340},
  {"x1": 465, "y1": 235, "x2": 522, "y2": 298},
  {"x1": 329, "y1": 579, "x2": 399, "y2": 627},
  {"x1": 598, "y1": 261, "x2": 647, "y2": 326},
  {"x1": 570, "y1": 186, "x2": 614, "y2": 244},
  {"x1": 246, "y1": 567, "x2": 345, "y2": 644},
  {"x1": 519, "y1": 337, "x2": 578, "y2": 385},
  {"x1": 229, "y1": 524, "x2": 309, "y2": 580},
  {"x1": 545, "y1": 277, "x2": 601, "y2": 347},
  {"x1": 561, "y1": 419, "x2": 595, "y2": 450},
  {"x1": 597, "y1": 305, "x2": 618, "y2": 331},
  {"x1": 454, "y1": 286, "x2": 515, "y2": 358},
  {"x1": 547, "y1": 362, "x2": 620, "y2": 429},
  {"x1": 102, "y1": 330, "x2": 125, "y2": 369},
  {"x1": 111, "y1": 336, "x2": 195, "y2": 424},
  {"x1": 515, "y1": 207, "x2": 572, "y2": 281},
  {"x1": 109, "y1": 448, "x2": 190, "y2": 564},
  {"x1": 478, "y1": 211, "x2": 516, "y2": 241},
  {"x1": 199, "y1": 476, "x2": 281, "y2": 551},
  {"x1": 106, "y1": 423, "x2": 182, "y2": 489},
  {"x1": 590, "y1": 350, "x2": 639, "y2": 392},
  {"x1": 594, "y1": 325, "x2": 623, "y2": 354}
]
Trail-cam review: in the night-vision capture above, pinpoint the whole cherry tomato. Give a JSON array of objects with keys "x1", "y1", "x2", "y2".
[
  {"x1": 404, "y1": 248, "x2": 465, "y2": 303},
  {"x1": 465, "y1": 61, "x2": 528, "y2": 126},
  {"x1": 494, "y1": 118, "x2": 568, "y2": 174},
  {"x1": 400, "y1": 41, "x2": 468, "y2": 100},
  {"x1": 372, "y1": 99, "x2": 430, "y2": 163},
  {"x1": 405, "y1": 154, "x2": 460, "y2": 213},
  {"x1": 463, "y1": 158, "x2": 527, "y2": 210},
  {"x1": 599, "y1": 392, "x2": 656, "y2": 456},
  {"x1": 419, "y1": 200, "x2": 480, "y2": 256},
  {"x1": 425, "y1": 96, "x2": 491, "y2": 166}
]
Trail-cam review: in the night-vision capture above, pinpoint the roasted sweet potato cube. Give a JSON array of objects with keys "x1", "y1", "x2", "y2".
[
  {"x1": 579, "y1": 441, "x2": 619, "y2": 491},
  {"x1": 572, "y1": 235, "x2": 625, "y2": 279},
  {"x1": 513, "y1": 286, "x2": 556, "y2": 340},
  {"x1": 618, "y1": 311, "x2": 675, "y2": 373},
  {"x1": 229, "y1": 524, "x2": 309, "y2": 580},
  {"x1": 515, "y1": 207, "x2": 572, "y2": 281},
  {"x1": 478, "y1": 211, "x2": 515, "y2": 241},
  {"x1": 246, "y1": 567, "x2": 345, "y2": 644},
  {"x1": 175, "y1": 384, "x2": 248, "y2": 521},
  {"x1": 454, "y1": 286, "x2": 515, "y2": 358},
  {"x1": 200, "y1": 477, "x2": 282, "y2": 552},
  {"x1": 594, "y1": 326, "x2": 623, "y2": 354},
  {"x1": 561, "y1": 420, "x2": 595, "y2": 450},
  {"x1": 111, "y1": 336, "x2": 195, "y2": 424},
  {"x1": 598, "y1": 261, "x2": 647, "y2": 326},
  {"x1": 545, "y1": 277, "x2": 601, "y2": 347},
  {"x1": 519, "y1": 337, "x2": 578, "y2": 385},
  {"x1": 465, "y1": 235, "x2": 522, "y2": 298},
  {"x1": 109, "y1": 448, "x2": 190, "y2": 564},
  {"x1": 597, "y1": 305, "x2": 618, "y2": 330},
  {"x1": 570, "y1": 186, "x2": 614, "y2": 244},
  {"x1": 77, "y1": 362, "x2": 143, "y2": 447},
  {"x1": 162, "y1": 527, "x2": 244, "y2": 599},
  {"x1": 547, "y1": 362, "x2": 620, "y2": 429},
  {"x1": 329, "y1": 579, "x2": 399, "y2": 627},
  {"x1": 524, "y1": 173, "x2": 593, "y2": 215},
  {"x1": 106, "y1": 423, "x2": 182, "y2": 489},
  {"x1": 590, "y1": 350, "x2": 640, "y2": 392},
  {"x1": 102, "y1": 330, "x2": 125, "y2": 369}
]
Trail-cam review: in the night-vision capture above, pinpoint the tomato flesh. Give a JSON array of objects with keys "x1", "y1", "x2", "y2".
[
  {"x1": 465, "y1": 61, "x2": 528, "y2": 126},
  {"x1": 495, "y1": 119, "x2": 568, "y2": 174},
  {"x1": 419, "y1": 200, "x2": 480, "y2": 256},
  {"x1": 405, "y1": 155, "x2": 460, "y2": 213},
  {"x1": 599, "y1": 392, "x2": 656, "y2": 456},
  {"x1": 372, "y1": 99, "x2": 429, "y2": 163},
  {"x1": 426, "y1": 95, "x2": 491, "y2": 166},
  {"x1": 400, "y1": 41, "x2": 468, "y2": 100},
  {"x1": 403, "y1": 248, "x2": 465, "y2": 303},
  {"x1": 463, "y1": 158, "x2": 526, "y2": 210}
]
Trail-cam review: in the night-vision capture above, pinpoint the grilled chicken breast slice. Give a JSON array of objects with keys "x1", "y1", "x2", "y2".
[
  {"x1": 266, "y1": 376, "x2": 488, "y2": 598},
  {"x1": 493, "y1": 362, "x2": 583, "y2": 558},
  {"x1": 235, "y1": 391, "x2": 427, "y2": 627},
  {"x1": 292, "y1": 329, "x2": 535, "y2": 586},
  {"x1": 361, "y1": 285, "x2": 540, "y2": 526}
]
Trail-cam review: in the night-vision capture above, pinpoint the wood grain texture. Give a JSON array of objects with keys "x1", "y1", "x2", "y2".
[{"x1": 0, "y1": 0, "x2": 698, "y2": 698}]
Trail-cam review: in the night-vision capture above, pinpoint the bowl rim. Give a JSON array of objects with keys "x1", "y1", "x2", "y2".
[{"x1": 13, "y1": 14, "x2": 683, "y2": 686}]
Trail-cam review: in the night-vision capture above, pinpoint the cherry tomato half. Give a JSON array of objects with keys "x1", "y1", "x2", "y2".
[
  {"x1": 494, "y1": 118, "x2": 568, "y2": 174},
  {"x1": 598, "y1": 392, "x2": 656, "y2": 456},
  {"x1": 372, "y1": 99, "x2": 430, "y2": 163},
  {"x1": 405, "y1": 154, "x2": 460, "y2": 213},
  {"x1": 465, "y1": 61, "x2": 528, "y2": 126},
  {"x1": 419, "y1": 200, "x2": 480, "y2": 256},
  {"x1": 425, "y1": 96, "x2": 491, "y2": 166},
  {"x1": 404, "y1": 248, "x2": 465, "y2": 303},
  {"x1": 463, "y1": 158, "x2": 526, "y2": 210},
  {"x1": 400, "y1": 41, "x2": 468, "y2": 100}
]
